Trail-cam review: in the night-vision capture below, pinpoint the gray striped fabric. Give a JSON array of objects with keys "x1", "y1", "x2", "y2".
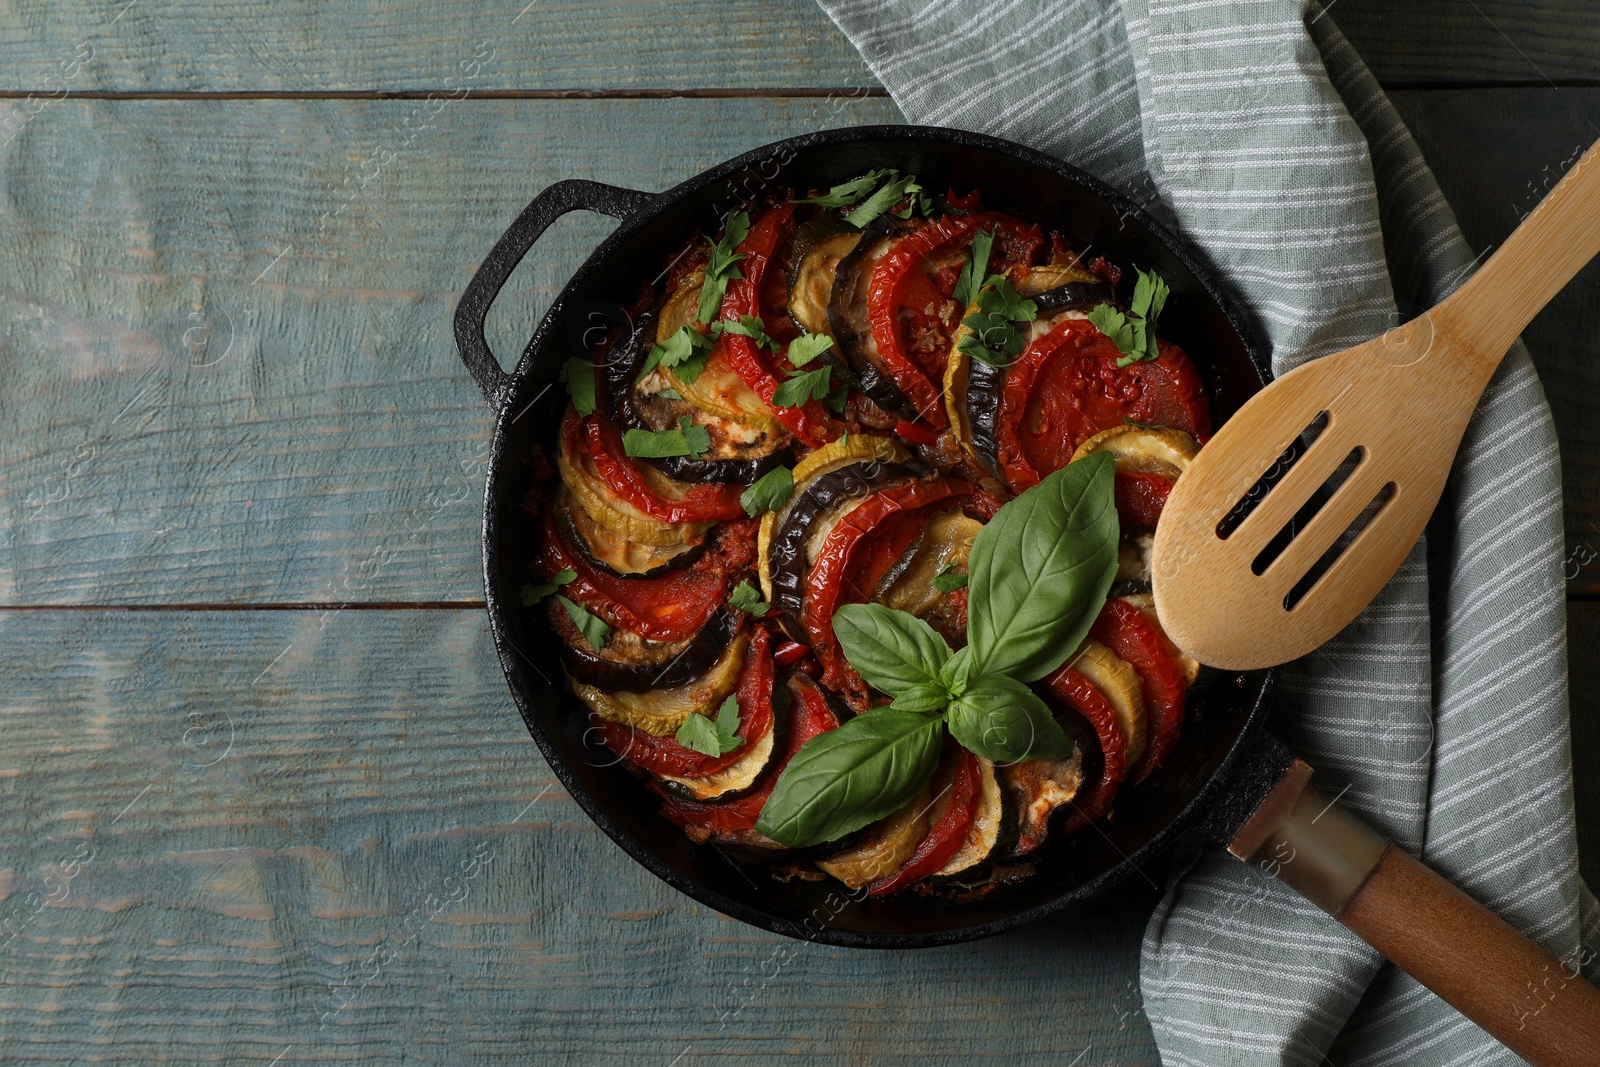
[{"x1": 813, "y1": 0, "x2": 1596, "y2": 1063}]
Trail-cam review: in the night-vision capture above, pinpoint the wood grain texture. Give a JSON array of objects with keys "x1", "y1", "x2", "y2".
[
  {"x1": 0, "y1": 608, "x2": 1159, "y2": 1064},
  {"x1": 1387, "y1": 88, "x2": 1600, "y2": 594},
  {"x1": 0, "y1": 96, "x2": 901, "y2": 606},
  {"x1": 0, "y1": 0, "x2": 878, "y2": 94}
]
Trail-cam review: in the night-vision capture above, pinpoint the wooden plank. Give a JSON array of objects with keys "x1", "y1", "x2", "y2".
[
  {"x1": 0, "y1": 608, "x2": 1158, "y2": 1063},
  {"x1": 1571, "y1": 602, "x2": 1600, "y2": 892},
  {"x1": 0, "y1": 0, "x2": 878, "y2": 94},
  {"x1": 1332, "y1": 1, "x2": 1600, "y2": 85},
  {"x1": 1386, "y1": 88, "x2": 1600, "y2": 594},
  {"x1": 0, "y1": 96, "x2": 901, "y2": 606}
]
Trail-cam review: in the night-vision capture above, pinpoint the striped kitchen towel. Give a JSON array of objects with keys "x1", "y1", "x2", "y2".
[{"x1": 814, "y1": 0, "x2": 1598, "y2": 1063}]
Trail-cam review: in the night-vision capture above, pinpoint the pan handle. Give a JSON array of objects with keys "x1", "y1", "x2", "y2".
[
  {"x1": 453, "y1": 179, "x2": 654, "y2": 411},
  {"x1": 1225, "y1": 758, "x2": 1600, "y2": 1066}
]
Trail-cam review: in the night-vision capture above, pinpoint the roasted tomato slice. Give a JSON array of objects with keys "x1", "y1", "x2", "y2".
[
  {"x1": 838, "y1": 508, "x2": 926, "y2": 606},
  {"x1": 1114, "y1": 471, "x2": 1174, "y2": 528},
  {"x1": 591, "y1": 628, "x2": 774, "y2": 778},
  {"x1": 535, "y1": 503, "x2": 755, "y2": 643},
  {"x1": 869, "y1": 745, "x2": 981, "y2": 896},
  {"x1": 576, "y1": 411, "x2": 746, "y2": 524},
  {"x1": 802, "y1": 478, "x2": 969, "y2": 710},
  {"x1": 1045, "y1": 665, "x2": 1127, "y2": 835},
  {"x1": 997, "y1": 320, "x2": 1212, "y2": 492},
  {"x1": 720, "y1": 203, "x2": 836, "y2": 446},
  {"x1": 1089, "y1": 598, "x2": 1187, "y2": 782},
  {"x1": 657, "y1": 667, "x2": 840, "y2": 834}
]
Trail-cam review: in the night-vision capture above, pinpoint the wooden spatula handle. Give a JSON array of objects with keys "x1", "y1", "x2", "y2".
[
  {"x1": 1444, "y1": 136, "x2": 1600, "y2": 364},
  {"x1": 1230, "y1": 772, "x2": 1600, "y2": 1066}
]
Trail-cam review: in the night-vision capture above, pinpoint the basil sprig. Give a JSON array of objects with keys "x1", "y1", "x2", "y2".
[
  {"x1": 756, "y1": 453, "x2": 1119, "y2": 847},
  {"x1": 1087, "y1": 267, "x2": 1170, "y2": 367}
]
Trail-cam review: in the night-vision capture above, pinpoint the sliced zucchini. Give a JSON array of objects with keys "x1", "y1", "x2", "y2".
[
  {"x1": 877, "y1": 507, "x2": 982, "y2": 618},
  {"x1": 788, "y1": 217, "x2": 863, "y2": 343},
  {"x1": 656, "y1": 692, "x2": 787, "y2": 803},
  {"x1": 1119, "y1": 593, "x2": 1200, "y2": 686},
  {"x1": 556, "y1": 487, "x2": 703, "y2": 578},
  {"x1": 1071, "y1": 638, "x2": 1148, "y2": 766},
  {"x1": 933, "y1": 757, "x2": 1015, "y2": 880},
  {"x1": 1070, "y1": 424, "x2": 1199, "y2": 479},
  {"x1": 814, "y1": 781, "x2": 933, "y2": 891},
  {"x1": 1002, "y1": 746, "x2": 1085, "y2": 858},
  {"x1": 568, "y1": 632, "x2": 748, "y2": 736},
  {"x1": 556, "y1": 412, "x2": 712, "y2": 547}
]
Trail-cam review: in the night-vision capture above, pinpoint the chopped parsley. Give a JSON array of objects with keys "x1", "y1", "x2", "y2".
[
  {"x1": 623, "y1": 415, "x2": 712, "y2": 458},
  {"x1": 773, "y1": 365, "x2": 832, "y2": 408},
  {"x1": 785, "y1": 332, "x2": 836, "y2": 367},
  {"x1": 931, "y1": 565, "x2": 969, "y2": 594},
  {"x1": 720, "y1": 314, "x2": 781, "y2": 353},
  {"x1": 1087, "y1": 268, "x2": 1170, "y2": 367},
  {"x1": 560, "y1": 358, "x2": 598, "y2": 416},
  {"x1": 676, "y1": 694, "x2": 744, "y2": 756},
  {"x1": 637, "y1": 324, "x2": 714, "y2": 384},
  {"x1": 521, "y1": 568, "x2": 577, "y2": 606},
  {"x1": 740, "y1": 464, "x2": 793, "y2": 516},
  {"x1": 556, "y1": 595, "x2": 611, "y2": 651},
  {"x1": 956, "y1": 275, "x2": 1038, "y2": 367},
  {"x1": 728, "y1": 580, "x2": 770, "y2": 617},
  {"x1": 695, "y1": 211, "x2": 751, "y2": 323},
  {"x1": 795, "y1": 170, "x2": 934, "y2": 228}
]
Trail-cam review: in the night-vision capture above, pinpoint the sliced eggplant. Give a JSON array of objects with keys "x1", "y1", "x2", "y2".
[
  {"x1": 932, "y1": 757, "x2": 1016, "y2": 881},
  {"x1": 1002, "y1": 747, "x2": 1085, "y2": 858},
  {"x1": 1072, "y1": 638, "x2": 1148, "y2": 766},
  {"x1": 556, "y1": 488, "x2": 705, "y2": 579},
  {"x1": 568, "y1": 632, "x2": 748, "y2": 736},
  {"x1": 828, "y1": 221, "x2": 922, "y2": 421},
  {"x1": 656, "y1": 682, "x2": 789, "y2": 803},
  {"x1": 556, "y1": 409, "x2": 712, "y2": 548},
  {"x1": 814, "y1": 780, "x2": 934, "y2": 891},
  {"x1": 766, "y1": 461, "x2": 918, "y2": 617},
  {"x1": 556, "y1": 602, "x2": 741, "y2": 693}
]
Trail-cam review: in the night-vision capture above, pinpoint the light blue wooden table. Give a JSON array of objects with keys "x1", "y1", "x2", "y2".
[{"x1": 0, "y1": 3, "x2": 1595, "y2": 1062}]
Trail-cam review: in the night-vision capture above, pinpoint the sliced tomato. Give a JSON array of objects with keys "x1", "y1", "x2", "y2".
[
  {"x1": 591, "y1": 628, "x2": 773, "y2": 778},
  {"x1": 720, "y1": 203, "x2": 836, "y2": 446},
  {"x1": 997, "y1": 321, "x2": 1212, "y2": 492},
  {"x1": 838, "y1": 508, "x2": 925, "y2": 606},
  {"x1": 535, "y1": 503, "x2": 755, "y2": 642},
  {"x1": 802, "y1": 478, "x2": 969, "y2": 709},
  {"x1": 1114, "y1": 471, "x2": 1174, "y2": 529},
  {"x1": 869, "y1": 746, "x2": 981, "y2": 896},
  {"x1": 577, "y1": 411, "x2": 746, "y2": 524},
  {"x1": 892, "y1": 418, "x2": 939, "y2": 447},
  {"x1": 1044, "y1": 666, "x2": 1127, "y2": 835},
  {"x1": 656, "y1": 668, "x2": 839, "y2": 834},
  {"x1": 1089, "y1": 598, "x2": 1187, "y2": 782}
]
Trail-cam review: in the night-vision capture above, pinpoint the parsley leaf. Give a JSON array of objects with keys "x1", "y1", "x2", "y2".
[
  {"x1": 556, "y1": 595, "x2": 611, "y2": 651},
  {"x1": 793, "y1": 170, "x2": 896, "y2": 208},
  {"x1": 786, "y1": 332, "x2": 836, "y2": 367},
  {"x1": 956, "y1": 276, "x2": 1038, "y2": 367},
  {"x1": 638, "y1": 325, "x2": 714, "y2": 384},
  {"x1": 623, "y1": 415, "x2": 712, "y2": 458},
  {"x1": 560, "y1": 358, "x2": 597, "y2": 416},
  {"x1": 741, "y1": 464, "x2": 793, "y2": 516},
  {"x1": 695, "y1": 212, "x2": 751, "y2": 323},
  {"x1": 823, "y1": 381, "x2": 850, "y2": 415},
  {"x1": 846, "y1": 173, "x2": 925, "y2": 228},
  {"x1": 1088, "y1": 267, "x2": 1170, "y2": 367},
  {"x1": 952, "y1": 228, "x2": 996, "y2": 311},
  {"x1": 720, "y1": 314, "x2": 781, "y2": 353},
  {"x1": 657, "y1": 387, "x2": 682, "y2": 400},
  {"x1": 521, "y1": 568, "x2": 577, "y2": 606},
  {"x1": 1124, "y1": 416, "x2": 1166, "y2": 429},
  {"x1": 676, "y1": 694, "x2": 744, "y2": 756},
  {"x1": 772, "y1": 365, "x2": 832, "y2": 408},
  {"x1": 728, "y1": 580, "x2": 770, "y2": 617},
  {"x1": 931, "y1": 565, "x2": 968, "y2": 594}
]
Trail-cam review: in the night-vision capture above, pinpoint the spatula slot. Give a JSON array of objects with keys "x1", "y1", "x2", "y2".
[
  {"x1": 1249, "y1": 447, "x2": 1364, "y2": 576},
  {"x1": 1216, "y1": 411, "x2": 1329, "y2": 540},
  {"x1": 1283, "y1": 481, "x2": 1397, "y2": 611}
]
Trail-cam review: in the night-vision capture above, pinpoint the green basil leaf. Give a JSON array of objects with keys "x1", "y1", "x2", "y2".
[
  {"x1": 832, "y1": 603, "x2": 951, "y2": 699},
  {"x1": 930, "y1": 565, "x2": 968, "y2": 594},
  {"x1": 947, "y1": 675, "x2": 1074, "y2": 763},
  {"x1": 786, "y1": 332, "x2": 836, "y2": 367},
  {"x1": 740, "y1": 465, "x2": 793, "y2": 517},
  {"x1": 755, "y1": 707, "x2": 944, "y2": 847},
  {"x1": 772, "y1": 365, "x2": 831, "y2": 408},
  {"x1": 727, "y1": 580, "x2": 769, "y2": 617},
  {"x1": 521, "y1": 567, "x2": 577, "y2": 606},
  {"x1": 556, "y1": 595, "x2": 611, "y2": 651},
  {"x1": 953, "y1": 228, "x2": 996, "y2": 311},
  {"x1": 940, "y1": 645, "x2": 972, "y2": 698},
  {"x1": 622, "y1": 416, "x2": 710, "y2": 458},
  {"x1": 560, "y1": 358, "x2": 597, "y2": 416},
  {"x1": 966, "y1": 451, "x2": 1119, "y2": 681},
  {"x1": 889, "y1": 681, "x2": 952, "y2": 715}
]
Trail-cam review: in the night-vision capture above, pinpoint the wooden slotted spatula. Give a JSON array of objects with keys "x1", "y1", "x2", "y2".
[{"x1": 1152, "y1": 138, "x2": 1600, "y2": 670}]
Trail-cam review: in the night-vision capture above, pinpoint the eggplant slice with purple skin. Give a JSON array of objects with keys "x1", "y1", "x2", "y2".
[
  {"x1": 828, "y1": 220, "x2": 923, "y2": 422},
  {"x1": 766, "y1": 460, "x2": 923, "y2": 618},
  {"x1": 604, "y1": 310, "x2": 787, "y2": 485},
  {"x1": 963, "y1": 277, "x2": 1116, "y2": 480},
  {"x1": 554, "y1": 601, "x2": 746, "y2": 694}
]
